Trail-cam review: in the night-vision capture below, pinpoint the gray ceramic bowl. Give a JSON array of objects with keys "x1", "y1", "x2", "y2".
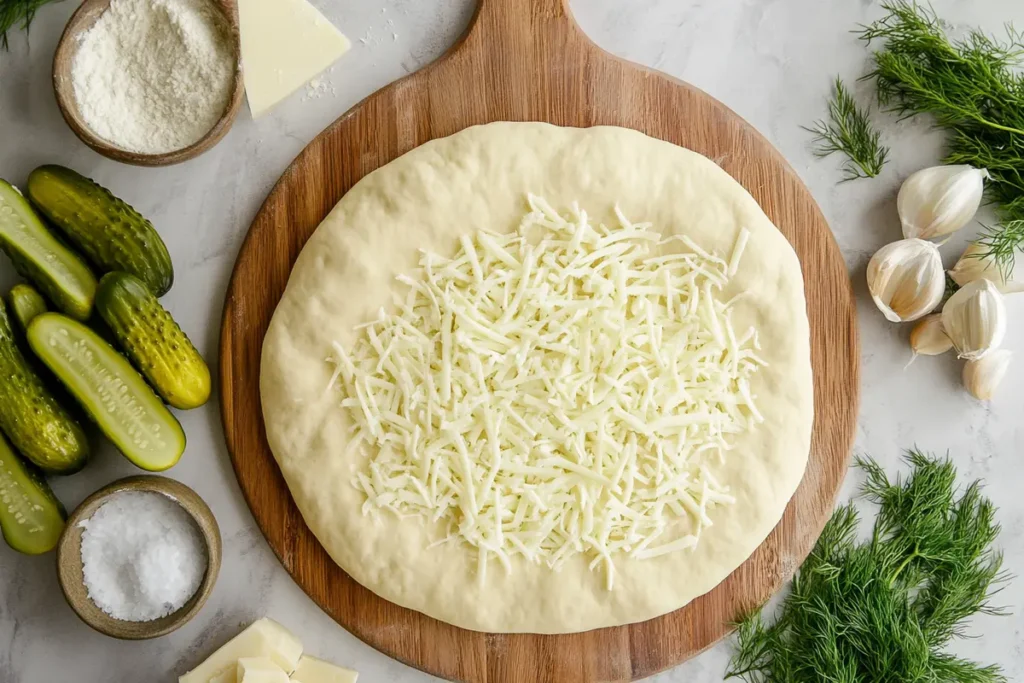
[{"x1": 56, "y1": 475, "x2": 222, "y2": 639}]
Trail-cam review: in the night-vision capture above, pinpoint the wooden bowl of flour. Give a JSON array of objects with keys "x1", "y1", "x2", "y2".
[{"x1": 52, "y1": 0, "x2": 244, "y2": 166}]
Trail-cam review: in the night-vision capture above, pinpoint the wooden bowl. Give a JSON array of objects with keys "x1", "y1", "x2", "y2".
[
  {"x1": 51, "y1": 0, "x2": 244, "y2": 166},
  {"x1": 56, "y1": 475, "x2": 222, "y2": 640}
]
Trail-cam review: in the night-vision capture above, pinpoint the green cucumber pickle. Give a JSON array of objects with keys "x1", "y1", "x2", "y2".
[
  {"x1": 0, "y1": 431, "x2": 66, "y2": 555},
  {"x1": 26, "y1": 166, "x2": 174, "y2": 296},
  {"x1": 97, "y1": 272, "x2": 210, "y2": 409},
  {"x1": 7, "y1": 283, "x2": 48, "y2": 332},
  {"x1": 27, "y1": 313, "x2": 185, "y2": 472},
  {"x1": 0, "y1": 179, "x2": 96, "y2": 320},
  {"x1": 0, "y1": 299, "x2": 89, "y2": 474}
]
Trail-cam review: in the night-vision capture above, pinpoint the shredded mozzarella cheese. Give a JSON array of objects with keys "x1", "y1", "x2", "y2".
[{"x1": 329, "y1": 195, "x2": 764, "y2": 590}]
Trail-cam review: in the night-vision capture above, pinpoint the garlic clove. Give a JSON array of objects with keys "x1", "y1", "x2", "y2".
[
  {"x1": 866, "y1": 238, "x2": 945, "y2": 322},
  {"x1": 897, "y1": 165, "x2": 989, "y2": 240},
  {"x1": 963, "y1": 349, "x2": 1011, "y2": 401},
  {"x1": 948, "y1": 242, "x2": 1024, "y2": 293},
  {"x1": 909, "y1": 313, "x2": 952, "y2": 356},
  {"x1": 941, "y1": 278, "x2": 1007, "y2": 361}
]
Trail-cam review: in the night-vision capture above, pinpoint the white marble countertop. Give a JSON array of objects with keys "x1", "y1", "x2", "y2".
[{"x1": 2, "y1": 1, "x2": 1024, "y2": 681}]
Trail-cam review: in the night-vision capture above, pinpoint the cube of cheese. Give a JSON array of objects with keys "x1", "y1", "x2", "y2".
[
  {"x1": 290, "y1": 655, "x2": 359, "y2": 683},
  {"x1": 177, "y1": 618, "x2": 303, "y2": 683},
  {"x1": 237, "y1": 657, "x2": 290, "y2": 683}
]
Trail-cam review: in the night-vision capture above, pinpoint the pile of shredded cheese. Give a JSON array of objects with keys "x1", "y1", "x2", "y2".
[{"x1": 328, "y1": 195, "x2": 765, "y2": 589}]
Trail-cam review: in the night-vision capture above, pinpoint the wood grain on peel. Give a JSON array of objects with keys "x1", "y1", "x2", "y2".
[{"x1": 219, "y1": 0, "x2": 860, "y2": 680}]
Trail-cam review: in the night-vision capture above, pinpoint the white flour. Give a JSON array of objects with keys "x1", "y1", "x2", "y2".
[{"x1": 72, "y1": 0, "x2": 236, "y2": 154}]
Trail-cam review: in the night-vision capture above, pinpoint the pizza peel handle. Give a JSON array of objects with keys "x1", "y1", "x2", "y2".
[
  {"x1": 478, "y1": 0, "x2": 570, "y2": 17},
  {"x1": 218, "y1": 0, "x2": 859, "y2": 679}
]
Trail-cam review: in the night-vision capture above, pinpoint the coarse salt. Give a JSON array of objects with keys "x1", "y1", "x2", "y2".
[{"x1": 79, "y1": 491, "x2": 207, "y2": 622}]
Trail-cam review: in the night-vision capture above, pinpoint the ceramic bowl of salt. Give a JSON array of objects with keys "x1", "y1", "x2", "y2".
[{"x1": 56, "y1": 475, "x2": 222, "y2": 640}]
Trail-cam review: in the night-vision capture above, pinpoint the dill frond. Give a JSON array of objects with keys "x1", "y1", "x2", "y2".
[
  {"x1": 973, "y1": 218, "x2": 1024, "y2": 281},
  {"x1": 727, "y1": 450, "x2": 1007, "y2": 683},
  {"x1": 805, "y1": 77, "x2": 889, "y2": 181},
  {"x1": 858, "y1": 0, "x2": 1024, "y2": 271},
  {"x1": 0, "y1": 0, "x2": 63, "y2": 49}
]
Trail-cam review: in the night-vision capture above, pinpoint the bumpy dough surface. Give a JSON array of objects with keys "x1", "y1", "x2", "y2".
[{"x1": 260, "y1": 123, "x2": 813, "y2": 634}]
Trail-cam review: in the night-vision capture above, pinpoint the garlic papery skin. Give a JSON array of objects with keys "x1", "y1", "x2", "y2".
[
  {"x1": 866, "y1": 238, "x2": 945, "y2": 322},
  {"x1": 948, "y1": 242, "x2": 1024, "y2": 293},
  {"x1": 909, "y1": 314, "x2": 952, "y2": 356},
  {"x1": 963, "y1": 349, "x2": 1012, "y2": 401},
  {"x1": 897, "y1": 165, "x2": 989, "y2": 240},
  {"x1": 941, "y1": 278, "x2": 1007, "y2": 361}
]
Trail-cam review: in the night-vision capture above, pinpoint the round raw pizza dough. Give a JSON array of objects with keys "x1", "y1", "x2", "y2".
[{"x1": 260, "y1": 122, "x2": 813, "y2": 634}]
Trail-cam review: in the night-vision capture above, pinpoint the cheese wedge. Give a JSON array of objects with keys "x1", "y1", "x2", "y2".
[
  {"x1": 178, "y1": 619, "x2": 303, "y2": 683},
  {"x1": 237, "y1": 657, "x2": 290, "y2": 683},
  {"x1": 290, "y1": 655, "x2": 359, "y2": 683},
  {"x1": 238, "y1": 0, "x2": 351, "y2": 118}
]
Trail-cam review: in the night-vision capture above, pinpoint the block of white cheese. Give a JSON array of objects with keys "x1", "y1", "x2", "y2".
[
  {"x1": 209, "y1": 671, "x2": 234, "y2": 683},
  {"x1": 177, "y1": 618, "x2": 303, "y2": 683},
  {"x1": 290, "y1": 655, "x2": 359, "y2": 683},
  {"x1": 238, "y1": 0, "x2": 351, "y2": 118},
  {"x1": 237, "y1": 657, "x2": 290, "y2": 683}
]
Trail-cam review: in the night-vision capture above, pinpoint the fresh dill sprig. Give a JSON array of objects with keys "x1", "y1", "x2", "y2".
[
  {"x1": 858, "y1": 0, "x2": 1024, "y2": 273},
  {"x1": 805, "y1": 77, "x2": 889, "y2": 181},
  {"x1": 974, "y1": 218, "x2": 1024, "y2": 280},
  {"x1": 0, "y1": 0, "x2": 63, "y2": 50},
  {"x1": 727, "y1": 450, "x2": 1008, "y2": 683}
]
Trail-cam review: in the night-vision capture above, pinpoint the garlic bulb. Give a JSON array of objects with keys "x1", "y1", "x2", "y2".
[
  {"x1": 941, "y1": 278, "x2": 1007, "y2": 361},
  {"x1": 866, "y1": 239, "x2": 945, "y2": 322},
  {"x1": 897, "y1": 165, "x2": 989, "y2": 240},
  {"x1": 948, "y1": 242, "x2": 1024, "y2": 293},
  {"x1": 963, "y1": 349, "x2": 1011, "y2": 401},
  {"x1": 909, "y1": 314, "x2": 952, "y2": 356}
]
